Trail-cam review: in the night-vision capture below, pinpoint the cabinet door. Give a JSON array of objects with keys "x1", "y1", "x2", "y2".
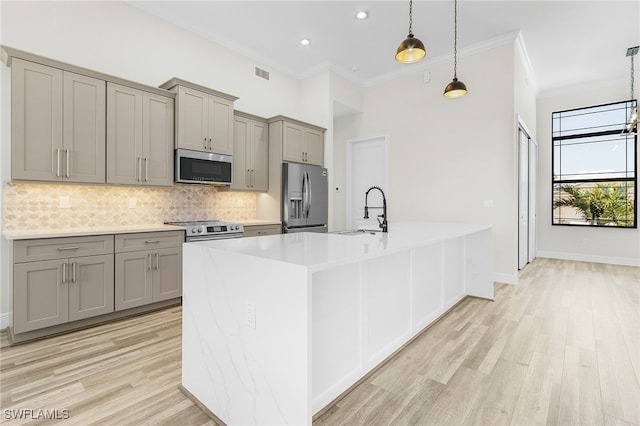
[
  {"x1": 153, "y1": 247, "x2": 182, "y2": 302},
  {"x1": 106, "y1": 83, "x2": 143, "y2": 185},
  {"x1": 243, "y1": 224, "x2": 281, "y2": 237},
  {"x1": 177, "y1": 86, "x2": 208, "y2": 151},
  {"x1": 63, "y1": 71, "x2": 106, "y2": 183},
  {"x1": 250, "y1": 120, "x2": 269, "y2": 191},
  {"x1": 209, "y1": 96, "x2": 234, "y2": 155},
  {"x1": 143, "y1": 92, "x2": 174, "y2": 186},
  {"x1": 304, "y1": 128, "x2": 324, "y2": 166},
  {"x1": 68, "y1": 254, "x2": 114, "y2": 321},
  {"x1": 11, "y1": 58, "x2": 63, "y2": 181},
  {"x1": 13, "y1": 259, "x2": 68, "y2": 333},
  {"x1": 115, "y1": 251, "x2": 152, "y2": 311},
  {"x1": 282, "y1": 122, "x2": 304, "y2": 163},
  {"x1": 231, "y1": 116, "x2": 250, "y2": 190}
]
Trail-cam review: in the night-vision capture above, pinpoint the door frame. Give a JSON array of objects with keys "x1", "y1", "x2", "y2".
[
  {"x1": 346, "y1": 135, "x2": 389, "y2": 230},
  {"x1": 516, "y1": 116, "x2": 537, "y2": 270}
]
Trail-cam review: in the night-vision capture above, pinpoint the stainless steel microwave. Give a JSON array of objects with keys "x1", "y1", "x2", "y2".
[{"x1": 175, "y1": 148, "x2": 233, "y2": 185}]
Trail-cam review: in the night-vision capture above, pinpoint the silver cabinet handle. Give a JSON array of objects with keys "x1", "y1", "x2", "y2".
[
  {"x1": 246, "y1": 168, "x2": 250, "y2": 187},
  {"x1": 145, "y1": 240, "x2": 160, "y2": 244},
  {"x1": 62, "y1": 262, "x2": 67, "y2": 284},
  {"x1": 204, "y1": 137, "x2": 207, "y2": 150},
  {"x1": 56, "y1": 149, "x2": 61, "y2": 177},
  {"x1": 251, "y1": 169, "x2": 255, "y2": 187},
  {"x1": 155, "y1": 252, "x2": 159, "y2": 270},
  {"x1": 208, "y1": 138, "x2": 212, "y2": 150},
  {"x1": 66, "y1": 149, "x2": 70, "y2": 178},
  {"x1": 58, "y1": 246, "x2": 79, "y2": 251},
  {"x1": 144, "y1": 157, "x2": 148, "y2": 182},
  {"x1": 137, "y1": 157, "x2": 142, "y2": 181},
  {"x1": 147, "y1": 253, "x2": 152, "y2": 271},
  {"x1": 72, "y1": 262, "x2": 76, "y2": 283}
]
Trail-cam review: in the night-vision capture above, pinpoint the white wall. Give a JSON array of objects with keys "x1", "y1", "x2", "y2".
[
  {"x1": 537, "y1": 81, "x2": 640, "y2": 266},
  {"x1": 0, "y1": 1, "x2": 301, "y2": 119},
  {"x1": 333, "y1": 42, "x2": 520, "y2": 281}
]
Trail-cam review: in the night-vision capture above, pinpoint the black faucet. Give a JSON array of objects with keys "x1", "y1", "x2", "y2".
[{"x1": 364, "y1": 186, "x2": 388, "y2": 233}]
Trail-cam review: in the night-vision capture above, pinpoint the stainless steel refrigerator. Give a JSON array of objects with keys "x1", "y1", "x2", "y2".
[{"x1": 282, "y1": 163, "x2": 328, "y2": 233}]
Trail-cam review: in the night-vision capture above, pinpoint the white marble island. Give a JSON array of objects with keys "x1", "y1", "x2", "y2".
[{"x1": 182, "y1": 222, "x2": 493, "y2": 425}]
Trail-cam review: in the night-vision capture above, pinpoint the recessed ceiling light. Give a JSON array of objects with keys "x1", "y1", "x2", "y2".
[
  {"x1": 300, "y1": 39, "x2": 311, "y2": 46},
  {"x1": 356, "y1": 11, "x2": 368, "y2": 20}
]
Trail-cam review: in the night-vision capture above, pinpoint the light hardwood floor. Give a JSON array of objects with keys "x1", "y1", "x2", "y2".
[{"x1": 1, "y1": 258, "x2": 638, "y2": 425}]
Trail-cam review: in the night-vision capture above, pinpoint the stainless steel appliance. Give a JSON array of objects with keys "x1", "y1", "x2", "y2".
[
  {"x1": 165, "y1": 220, "x2": 244, "y2": 241},
  {"x1": 282, "y1": 163, "x2": 328, "y2": 233},
  {"x1": 175, "y1": 148, "x2": 233, "y2": 185}
]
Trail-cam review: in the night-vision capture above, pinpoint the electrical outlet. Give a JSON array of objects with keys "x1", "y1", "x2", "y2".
[
  {"x1": 59, "y1": 196, "x2": 70, "y2": 209},
  {"x1": 483, "y1": 200, "x2": 493, "y2": 208},
  {"x1": 128, "y1": 197, "x2": 137, "y2": 209},
  {"x1": 246, "y1": 302, "x2": 256, "y2": 329}
]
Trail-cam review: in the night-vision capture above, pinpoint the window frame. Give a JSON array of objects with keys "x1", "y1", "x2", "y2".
[{"x1": 551, "y1": 99, "x2": 637, "y2": 229}]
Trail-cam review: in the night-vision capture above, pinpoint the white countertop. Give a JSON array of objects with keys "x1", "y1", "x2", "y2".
[
  {"x1": 2, "y1": 224, "x2": 186, "y2": 240},
  {"x1": 189, "y1": 222, "x2": 491, "y2": 271}
]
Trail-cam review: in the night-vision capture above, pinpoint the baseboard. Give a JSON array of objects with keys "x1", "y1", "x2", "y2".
[
  {"x1": 537, "y1": 251, "x2": 640, "y2": 267},
  {"x1": 493, "y1": 272, "x2": 517, "y2": 285},
  {"x1": 0, "y1": 312, "x2": 10, "y2": 330}
]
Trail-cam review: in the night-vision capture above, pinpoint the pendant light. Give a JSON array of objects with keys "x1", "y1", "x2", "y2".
[
  {"x1": 395, "y1": 0, "x2": 426, "y2": 64},
  {"x1": 621, "y1": 45, "x2": 638, "y2": 136},
  {"x1": 443, "y1": 0, "x2": 468, "y2": 98}
]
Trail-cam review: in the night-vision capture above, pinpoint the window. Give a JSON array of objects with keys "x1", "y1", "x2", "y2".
[{"x1": 552, "y1": 100, "x2": 637, "y2": 228}]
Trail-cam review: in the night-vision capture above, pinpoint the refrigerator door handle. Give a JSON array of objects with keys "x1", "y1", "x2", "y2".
[
  {"x1": 306, "y1": 171, "x2": 311, "y2": 218},
  {"x1": 301, "y1": 172, "x2": 307, "y2": 219}
]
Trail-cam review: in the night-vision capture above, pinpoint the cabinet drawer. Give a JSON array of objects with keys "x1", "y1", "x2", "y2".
[
  {"x1": 243, "y1": 224, "x2": 281, "y2": 237},
  {"x1": 14, "y1": 235, "x2": 114, "y2": 263},
  {"x1": 115, "y1": 231, "x2": 184, "y2": 253}
]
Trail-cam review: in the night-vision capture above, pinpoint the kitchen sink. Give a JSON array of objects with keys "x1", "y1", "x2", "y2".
[{"x1": 332, "y1": 229, "x2": 381, "y2": 236}]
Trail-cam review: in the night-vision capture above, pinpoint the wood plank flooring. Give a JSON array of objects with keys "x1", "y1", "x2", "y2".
[{"x1": 1, "y1": 258, "x2": 638, "y2": 425}]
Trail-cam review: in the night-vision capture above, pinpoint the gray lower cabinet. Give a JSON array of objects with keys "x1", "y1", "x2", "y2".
[
  {"x1": 13, "y1": 236, "x2": 114, "y2": 334},
  {"x1": 114, "y1": 232, "x2": 182, "y2": 311},
  {"x1": 243, "y1": 224, "x2": 281, "y2": 237}
]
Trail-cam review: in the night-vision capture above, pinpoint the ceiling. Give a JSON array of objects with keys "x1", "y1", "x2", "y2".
[{"x1": 129, "y1": 1, "x2": 639, "y2": 94}]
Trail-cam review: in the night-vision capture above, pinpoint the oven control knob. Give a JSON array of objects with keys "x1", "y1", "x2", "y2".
[
  {"x1": 197, "y1": 226, "x2": 205, "y2": 234},
  {"x1": 190, "y1": 227, "x2": 197, "y2": 234}
]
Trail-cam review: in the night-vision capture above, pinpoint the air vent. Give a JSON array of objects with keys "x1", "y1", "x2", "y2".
[{"x1": 255, "y1": 67, "x2": 270, "y2": 80}]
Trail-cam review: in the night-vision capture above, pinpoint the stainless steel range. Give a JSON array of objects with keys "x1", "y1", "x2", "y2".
[{"x1": 165, "y1": 220, "x2": 244, "y2": 241}]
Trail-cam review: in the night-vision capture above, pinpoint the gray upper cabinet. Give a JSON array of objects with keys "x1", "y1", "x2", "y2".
[
  {"x1": 160, "y1": 78, "x2": 238, "y2": 155},
  {"x1": 231, "y1": 113, "x2": 268, "y2": 191},
  {"x1": 279, "y1": 119, "x2": 325, "y2": 166},
  {"x1": 11, "y1": 58, "x2": 106, "y2": 183},
  {"x1": 106, "y1": 83, "x2": 174, "y2": 186}
]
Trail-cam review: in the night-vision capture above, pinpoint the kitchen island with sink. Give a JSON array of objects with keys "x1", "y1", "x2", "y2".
[{"x1": 181, "y1": 222, "x2": 493, "y2": 425}]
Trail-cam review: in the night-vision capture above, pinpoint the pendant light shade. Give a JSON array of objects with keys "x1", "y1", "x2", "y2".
[
  {"x1": 395, "y1": 0, "x2": 426, "y2": 64},
  {"x1": 396, "y1": 34, "x2": 426, "y2": 63},
  {"x1": 443, "y1": 0, "x2": 467, "y2": 98},
  {"x1": 443, "y1": 77, "x2": 468, "y2": 99}
]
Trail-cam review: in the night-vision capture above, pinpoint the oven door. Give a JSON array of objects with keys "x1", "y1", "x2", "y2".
[
  {"x1": 175, "y1": 149, "x2": 232, "y2": 185},
  {"x1": 185, "y1": 233, "x2": 244, "y2": 242}
]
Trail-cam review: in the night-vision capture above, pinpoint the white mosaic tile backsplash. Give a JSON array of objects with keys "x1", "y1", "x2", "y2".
[{"x1": 2, "y1": 182, "x2": 257, "y2": 231}]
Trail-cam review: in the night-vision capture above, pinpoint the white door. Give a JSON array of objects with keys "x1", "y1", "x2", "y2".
[
  {"x1": 347, "y1": 136, "x2": 387, "y2": 230},
  {"x1": 518, "y1": 128, "x2": 529, "y2": 270},
  {"x1": 528, "y1": 140, "x2": 537, "y2": 262}
]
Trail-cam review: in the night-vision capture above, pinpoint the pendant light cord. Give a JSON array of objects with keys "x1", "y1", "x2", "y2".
[
  {"x1": 408, "y1": 0, "x2": 414, "y2": 35},
  {"x1": 453, "y1": 0, "x2": 458, "y2": 79},
  {"x1": 631, "y1": 54, "x2": 635, "y2": 100}
]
